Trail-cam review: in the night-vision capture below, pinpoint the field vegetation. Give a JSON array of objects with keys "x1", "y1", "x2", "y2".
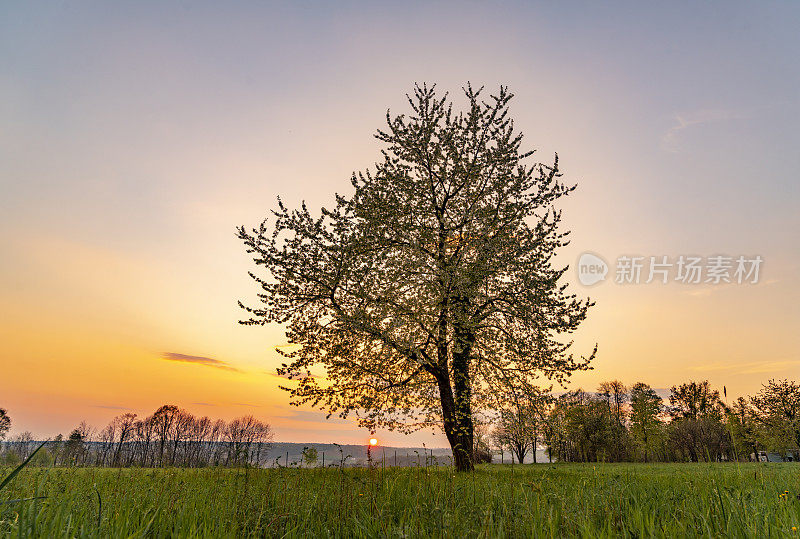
[{"x1": 1, "y1": 463, "x2": 799, "y2": 537}]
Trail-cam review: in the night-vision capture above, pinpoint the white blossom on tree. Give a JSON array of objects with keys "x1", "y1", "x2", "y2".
[{"x1": 238, "y1": 84, "x2": 595, "y2": 471}]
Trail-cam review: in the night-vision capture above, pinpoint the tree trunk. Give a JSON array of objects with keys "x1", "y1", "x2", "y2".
[
  {"x1": 453, "y1": 314, "x2": 475, "y2": 471},
  {"x1": 437, "y1": 372, "x2": 474, "y2": 472},
  {"x1": 432, "y1": 284, "x2": 476, "y2": 472},
  {"x1": 514, "y1": 444, "x2": 525, "y2": 464}
]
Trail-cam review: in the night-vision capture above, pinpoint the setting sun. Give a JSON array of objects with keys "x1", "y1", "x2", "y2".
[{"x1": 369, "y1": 438, "x2": 378, "y2": 446}]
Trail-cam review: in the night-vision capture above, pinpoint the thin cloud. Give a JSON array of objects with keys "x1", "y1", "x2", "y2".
[
  {"x1": 162, "y1": 352, "x2": 241, "y2": 372},
  {"x1": 681, "y1": 277, "x2": 774, "y2": 297},
  {"x1": 689, "y1": 359, "x2": 800, "y2": 375},
  {"x1": 192, "y1": 401, "x2": 258, "y2": 408},
  {"x1": 273, "y1": 409, "x2": 352, "y2": 425},
  {"x1": 91, "y1": 404, "x2": 132, "y2": 410},
  {"x1": 661, "y1": 109, "x2": 747, "y2": 152},
  {"x1": 263, "y1": 370, "x2": 322, "y2": 380}
]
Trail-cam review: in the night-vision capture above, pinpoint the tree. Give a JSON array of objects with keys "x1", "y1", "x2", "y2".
[
  {"x1": 151, "y1": 404, "x2": 180, "y2": 467},
  {"x1": 628, "y1": 382, "x2": 663, "y2": 462},
  {"x1": 110, "y1": 412, "x2": 138, "y2": 466},
  {"x1": 727, "y1": 397, "x2": 759, "y2": 460},
  {"x1": 0, "y1": 408, "x2": 10, "y2": 440},
  {"x1": 65, "y1": 428, "x2": 86, "y2": 465},
  {"x1": 493, "y1": 407, "x2": 530, "y2": 464},
  {"x1": 50, "y1": 433, "x2": 65, "y2": 466},
  {"x1": 239, "y1": 84, "x2": 595, "y2": 471},
  {"x1": 669, "y1": 381, "x2": 722, "y2": 421},
  {"x1": 668, "y1": 381, "x2": 729, "y2": 462},
  {"x1": 169, "y1": 408, "x2": 194, "y2": 466},
  {"x1": 598, "y1": 380, "x2": 628, "y2": 427},
  {"x1": 492, "y1": 386, "x2": 551, "y2": 463},
  {"x1": 667, "y1": 417, "x2": 731, "y2": 462},
  {"x1": 544, "y1": 390, "x2": 627, "y2": 462},
  {"x1": 224, "y1": 415, "x2": 273, "y2": 466},
  {"x1": 751, "y1": 379, "x2": 800, "y2": 456},
  {"x1": 302, "y1": 446, "x2": 318, "y2": 467},
  {"x1": 472, "y1": 416, "x2": 494, "y2": 464},
  {"x1": 524, "y1": 387, "x2": 552, "y2": 464},
  {"x1": 13, "y1": 431, "x2": 35, "y2": 461}
]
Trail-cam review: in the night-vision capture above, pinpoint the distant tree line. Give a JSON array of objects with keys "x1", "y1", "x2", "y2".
[
  {"x1": 3, "y1": 379, "x2": 798, "y2": 468},
  {"x1": 0, "y1": 405, "x2": 273, "y2": 468},
  {"x1": 487, "y1": 379, "x2": 800, "y2": 463}
]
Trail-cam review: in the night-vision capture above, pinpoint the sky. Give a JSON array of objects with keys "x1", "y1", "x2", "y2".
[{"x1": 1, "y1": 2, "x2": 798, "y2": 446}]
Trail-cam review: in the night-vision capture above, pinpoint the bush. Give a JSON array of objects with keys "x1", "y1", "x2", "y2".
[{"x1": 473, "y1": 447, "x2": 493, "y2": 464}]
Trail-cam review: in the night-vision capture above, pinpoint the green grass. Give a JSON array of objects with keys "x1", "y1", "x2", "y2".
[{"x1": 1, "y1": 463, "x2": 799, "y2": 537}]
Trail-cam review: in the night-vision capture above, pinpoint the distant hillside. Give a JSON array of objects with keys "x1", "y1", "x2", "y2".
[
  {"x1": 268, "y1": 443, "x2": 552, "y2": 466},
  {"x1": 267, "y1": 443, "x2": 452, "y2": 467},
  {"x1": 5, "y1": 439, "x2": 552, "y2": 467}
]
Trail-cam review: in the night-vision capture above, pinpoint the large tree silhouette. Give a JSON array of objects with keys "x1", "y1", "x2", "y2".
[{"x1": 239, "y1": 84, "x2": 595, "y2": 471}]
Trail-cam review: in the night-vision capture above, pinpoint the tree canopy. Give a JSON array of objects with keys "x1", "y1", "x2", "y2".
[{"x1": 239, "y1": 83, "x2": 595, "y2": 470}]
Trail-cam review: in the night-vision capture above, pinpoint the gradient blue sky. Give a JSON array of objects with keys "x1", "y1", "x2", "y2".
[{"x1": 1, "y1": 2, "x2": 798, "y2": 445}]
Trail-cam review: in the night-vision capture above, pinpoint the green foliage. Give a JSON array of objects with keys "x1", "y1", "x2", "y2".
[
  {"x1": 301, "y1": 447, "x2": 318, "y2": 466},
  {"x1": 726, "y1": 397, "x2": 760, "y2": 459},
  {"x1": 751, "y1": 379, "x2": 800, "y2": 453},
  {"x1": 1, "y1": 464, "x2": 799, "y2": 536},
  {"x1": 669, "y1": 381, "x2": 724, "y2": 421},
  {"x1": 545, "y1": 389, "x2": 630, "y2": 462},
  {"x1": 629, "y1": 382, "x2": 664, "y2": 462}
]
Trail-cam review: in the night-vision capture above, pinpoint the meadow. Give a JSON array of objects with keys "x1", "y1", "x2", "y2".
[{"x1": 1, "y1": 462, "x2": 799, "y2": 537}]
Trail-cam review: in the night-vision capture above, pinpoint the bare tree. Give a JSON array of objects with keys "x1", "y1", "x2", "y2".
[
  {"x1": 97, "y1": 424, "x2": 115, "y2": 466},
  {"x1": 111, "y1": 412, "x2": 137, "y2": 466},
  {"x1": 225, "y1": 415, "x2": 273, "y2": 466},
  {"x1": 169, "y1": 409, "x2": 194, "y2": 466},
  {"x1": 492, "y1": 407, "x2": 530, "y2": 464},
  {"x1": 13, "y1": 431, "x2": 35, "y2": 461},
  {"x1": 151, "y1": 405, "x2": 179, "y2": 467}
]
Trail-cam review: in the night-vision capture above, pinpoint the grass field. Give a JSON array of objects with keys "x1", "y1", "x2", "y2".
[{"x1": 1, "y1": 463, "x2": 799, "y2": 537}]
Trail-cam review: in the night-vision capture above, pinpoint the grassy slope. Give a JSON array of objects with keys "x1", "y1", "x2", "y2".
[{"x1": 1, "y1": 463, "x2": 799, "y2": 537}]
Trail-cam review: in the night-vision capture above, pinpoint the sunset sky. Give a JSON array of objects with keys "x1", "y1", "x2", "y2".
[{"x1": 2, "y1": 2, "x2": 798, "y2": 446}]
